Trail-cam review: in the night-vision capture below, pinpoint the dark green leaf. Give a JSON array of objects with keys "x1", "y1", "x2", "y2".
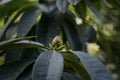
[
  {"x1": 61, "y1": 51, "x2": 79, "y2": 62},
  {"x1": 56, "y1": 0, "x2": 69, "y2": 13},
  {"x1": 67, "y1": 0, "x2": 81, "y2": 5},
  {"x1": 85, "y1": 0, "x2": 103, "y2": 20},
  {"x1": 20, "y1": 48, "x2": 39, "y2": 60},
  {"x1": 39, "y1": 3, "x2": 56, "y2": 13},
  {"x1": 0, "y1": 40, "x2": 48, "y2": 50},
  {"x1": 5, "y1": 49, "x2": 23, "y2": 63},
  {"x1": 46, "y1": 16, "x2": 62, "y2": 46},
  {"x1": 0, "y1": 0, "x2": 38, "y2": 22},
  {"x1": 36, "y1": 14, "x2": 50, "y2": 46},
  {"x1": 0, "y1": 36, "x2": 35, "y2": 47},
  {"x1": 0, "y1": 1, "x2": 38, "y2": 40},
  {"x1": 75, "y1": 1, "x2": 86, "y2": 20},
  {"x1": 74, "y1": 51, "x2": 113, "y2": 80},
  {"x1": 32, "y1": 50, "x2": 64, "y2": 80},
  {"x1": 63, "y1": 21, "x2": 82, "y2": 50},
  {"x1": 17, "y1": 64, "x2": 33, "y2": 80},
  {"x1": 84, "y1": 25, "x2": 96, "y2": 43},
  {"x1": 63, "y1": 72, "x2": 80, "y2": 80},
  {"x1": 65, "y1": 60, "x2": 91, "y2": 80},
  {"x1": 0, "y1": 59, "x2": 34, "y2": 80},
  {"x1": 17, "y1": 8, "x2": 42, "y2": 37}
]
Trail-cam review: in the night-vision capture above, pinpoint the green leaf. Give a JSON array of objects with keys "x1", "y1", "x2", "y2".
[
  {"x1": 39, "y1": 3, "x2": 56, "y2": 13},
  {"x1": 17, "y1": 8, "x2": 42, "y2": 37},
  {"x1": 63, "y1": 72, "x2": 80, "y2": 80},
  {"x1": 67, "y1": 0, "x2": 81, "y2": 5},
  {"x1": 0, "y1": 0, "x2": 38, "y2": 19},
  {"x1": 0, "y1": 1, "x2": 38, "y2": 40},
  {"x1": 75, "y1": 1, "x2": 87, "y2": 20},
  {"x1": 56, "y1": 0, "x2": 69, "y2": 13},
  {"x1": 5, "y1": 49, "x2": 23, "y2": 63},
  {"x1": 32, "y1": 50, "x2": 64, "y2": 80},
  {"x1": 0, "y1": 40, "x2": 48, "y2": 50},
  {"x1": 85, "y1": 0, "x2": 103, "y2": 20},
  {"x1": 46, "y1": 16, "x2": 63, "y2": 46},
  {"x1": 36, "y1": 14, "x2": 50, "y2": 46},
  {"x1": 61, "y1": 51, "x2": 79, "y2": 62},
  {"x1": 84, "y1": 25, "x2": 96, "y2": 43},
  {"x1": 74, "y1": 51, "x2": 113, "y2": 80},
  {"x1": 63, "y1": 21, "x2": 82, "y2": 50},
  {"x1": 16, "y1": 64, "x2": 33, "y2": 80},
  {"x1": 0, "y1": 59, "x2": 34, "y2": 80},
  {"x1": 20, "y1": 48, "x2": 39, "y2": 60},
  {"x1": 0, "y1": 36, "x2": 35, "y2": 47},
  {"x1": 65, "y1": 60, "x2": 91, "y2": 80}
]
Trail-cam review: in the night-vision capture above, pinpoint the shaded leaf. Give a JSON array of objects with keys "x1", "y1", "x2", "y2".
[
  {"x1": 65, "y1": 60, "x2": 91, "y2": 80},
  {"x1": 63, "y1": 21, "x2": 82, "y2": 50},
  {"x1": 36, "y1": 14, "x2": 50, "y2": 46},
  {"x1": 32, "y1": 50, "x2": 64, "y2": 80},
  {"x1": 0, "y1": 40, "x2": 48, "y2": 50},
  {"x1": 74, "y1": 51, "x2": 113, "y2": 80},
  {"x1": 84, "y1": 25, "x2": 96, "y2": 43},
  {"x1": 85, "y1": 0, "x2": 103, "y2": 20},
  {"x1": 0, "y1": 0, "x2": 38, "y2": 22},
  {"x1": 39, "y1": 3, "x2": 56, "y2": 13},
  {"x1": 56, "y1": 0, "x2": 69, "y2": 13},
  {"x1": 17, "y1": 64, "x2": 33, "y2": 80},
  {"x1": 46, "y1": 15, "x2": 63, "y2": 46},
  {"x1": 17, "y1": 8, "x2": 42, "y2": 37},
  {"x1": 67, "y1": 0, "x2": 81, "y2": 5},
  {"x1": 0, "y1": 36, "x2": 35, "y2": 47},
  {"x1": 0, "y1": 59, "x2": 34, "y2": 80},
  {"x1": 63, "y1": 72, "x2": 80, "y2": 80},
  {"x1": 61, "y1": 51, "x2": 79, "y2": 62},
  {"x1": 5, "y1": 49, "x2": 23, "y2": 63}
]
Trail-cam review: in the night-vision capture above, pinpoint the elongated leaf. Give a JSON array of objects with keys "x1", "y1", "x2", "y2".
[
  {"x1": 0, "y1": 36, "x2": 35, "y2": 47},
  {"x1": 63, "y1": 21, "x2": 82, "y2": 50},
  {"x1": 63, "y1": 72, "x2": 80, "y2": 80},
  {"x1": 17, "y1": 64, "x2": 33, "y2": 80},
  {"x1": 0, "y1": 1, "x2": 38, "y2": 40},
  {"x1": 0, "y1": 0, "x2": 38, "y2": 19},
  {"x1": 0, "y1": 40, "x2": 48, "y2": 50},
  {"x1": 67, "y1": 0, "x2": 81, "y2": 5},
  {"x1": 75, "y1": 1, "x2": 86, "y2": 20},
  {"x1": 0, "y1": 59, "x2": 34, "y2": 80},
  {"x1": 36, "y1": 14, "x2": 50, "y2": 46},
  {"x1": 56, "y1": 0, "x2": 69, "y2": 13},
  {"x1": 32, "y1": 50, "x2": 64, "y2": 80},
  {"x1": 74, "y1": 51, "x2": 113, "y2": 80},
  {"x1": 46, "y1": 15, "x2": 62, "y2": 46},
  {"x1": 85, "y1": 0, "x2": 103, "y2": 20},
  {"x1": 17, "y1": 8, "x2": 41, "y2": 37},
  {"x1": 65, "y1": 60, "x2": 91, "y2": 80}
]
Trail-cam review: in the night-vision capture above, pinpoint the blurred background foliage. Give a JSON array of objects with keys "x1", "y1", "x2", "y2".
[{"x1": 0, "y1": 0, "x2": 120, "y2": 80}]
